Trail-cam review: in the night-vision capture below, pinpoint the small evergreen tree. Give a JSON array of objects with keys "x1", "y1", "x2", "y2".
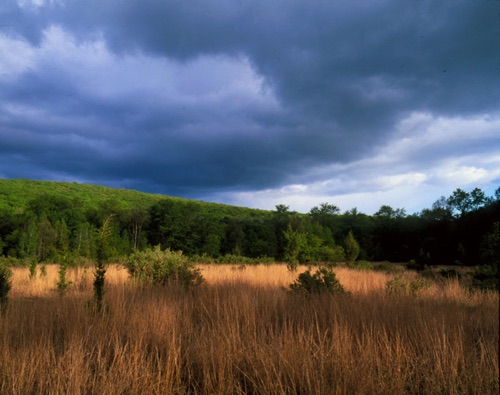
[
  {"x1": 56, "y1": 261, "x2": 72, "y2": 296},
  {"x1": 28, "y1": 258, "x2": 37, "y2": 280},
  {"x1": 283, "y1": 224, "x2": 306, "y2": 271},
  {"x1": 93, "y1": 215, "x2": 113, "y2": 312},
  {"x1": 344, "y1": 230, "x2": 360, "y2": 264}
]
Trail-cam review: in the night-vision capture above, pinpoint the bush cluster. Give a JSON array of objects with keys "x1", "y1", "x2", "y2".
[
  {"x1": 290, "y1": 267, "x2": 346, "y2": 295},
  {"x1": 125, "y1": 246, "x2": 203, "y2": 287}
]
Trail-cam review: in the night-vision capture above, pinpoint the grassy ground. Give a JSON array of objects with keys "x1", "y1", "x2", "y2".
[{"x1": 1, "y1": 264, "x2": 498, "y2": 394}]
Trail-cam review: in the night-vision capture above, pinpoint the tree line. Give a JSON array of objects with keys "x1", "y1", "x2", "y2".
[{"x1": 0, "y1": 185, "x2": 498, "y2": 268}]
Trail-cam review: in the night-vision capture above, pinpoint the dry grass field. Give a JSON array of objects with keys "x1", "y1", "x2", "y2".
[{"x1": 1, "y1": 264, "x2": 498, "y2": 394}]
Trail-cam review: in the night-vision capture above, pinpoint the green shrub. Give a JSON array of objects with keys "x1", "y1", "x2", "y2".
[
  {"x1": 93, "y1": 263, "x2": 106, "y2": 312},
  {"x1": 0, "y1": 256, "x2": 23, "y2": 267},
  {"x1": 471, "y1": 264, "x2": 499, "y2": 292},
  {"x1": 125, "y1": 246, "x2": 204, "y2": 287},
  {"x1": 317, "y1": 245, "x2": 345, "y2": 264},
  {"x1": 420, "y1": 268, "x2": 438, "y2": 280},
  {"x1": 344, "y1": 230, "x2": 360, "y2": 264},
  {"x1": 386, "y1": 276, "x2": 433, "y2": 296},
  {"x1": 56, "y1": 262, "x2": 72, "y2": 296},
  {"x1": 372, "y1": 261, "x2": 403, "y2": 273},
  {"x1": 348, "y1": 260, "x2": 374, "y2": 270},
  {"x1": 189, "y1": 254, "x2": 217, "y2": 264},
  {"x1": 189, "y1": 254, "x2": 275, "y2": 266},
  {"x1": 385, "y1": 276, "x2": 408, "y2": 296},
  {"x1": 290, "y1": 267, "x2": 346, "y2": 295},
  {"x1": 28, "y1": 259, "x2": 37, "y2": 280},
  {"x1": 408, "y1": 277, "x2": 434, "y2": 295},
  {"x1": 72, "y1": 256, "x2": 95, "y2": 268},
  {"x1": 0, "y1": 263, "x2": 12, "y2": 314}
]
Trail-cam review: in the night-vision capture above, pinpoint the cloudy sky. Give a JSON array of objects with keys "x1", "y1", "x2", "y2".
[{"x1": 1, "y1": 0, "x2": 499, "y2": 214}]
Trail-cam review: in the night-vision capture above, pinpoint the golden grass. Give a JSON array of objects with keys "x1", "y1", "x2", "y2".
[{"x1": 1, "y1": 264, "x2": 498, "y2": 394}]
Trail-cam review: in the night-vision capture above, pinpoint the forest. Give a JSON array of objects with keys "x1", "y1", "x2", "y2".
[{"x1": 0, "y1": 179, "x2": 498, "y2": 274}]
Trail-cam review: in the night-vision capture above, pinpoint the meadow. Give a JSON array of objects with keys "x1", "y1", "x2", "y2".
[{"x1": 1, "y1": 264, "x2": 498, "y2": 394}]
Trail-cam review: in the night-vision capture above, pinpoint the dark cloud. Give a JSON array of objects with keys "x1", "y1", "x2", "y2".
[{"x1": 0, "y1": 0, "x2": 499, "y2": 210}]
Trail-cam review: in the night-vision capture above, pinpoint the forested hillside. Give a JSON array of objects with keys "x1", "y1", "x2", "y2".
[{"x1": 0, "y1": 179, "x2": 498, "y2": 269}]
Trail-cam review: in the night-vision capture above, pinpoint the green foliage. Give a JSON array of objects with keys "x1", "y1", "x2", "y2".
[
  {"x1": 480, "y1": 222, "x2": 500, "y2": 267},
  {"x1": 125, "y1": 246, "x2": 203, "y2": 287},
  {"x1": 345, "y1": 260, "x2": 404, "y2": 273},
  {"x1": 344, "y1": 230, "x2": 360, "y2": 264},
  {"x1": 348, "y1": 260, "x2": 374, "y2": 270},
  {"x1": 1, "y1": 179, "x2": 498, "y2": 270},
  {"x1": 386, "y1": 276, "x2": 433, "y2": 296},
  {"x1": 0, "y1": 256, "x2": 26, "y2": 267},
  {"x1": 290, "y1": 267, "x2": 346, "y2": 295},
  {"x1": 209, "y1": 254, "x2": 274, "y2": 265},
  {"x1": 283, "y1": 224, "x2": 307, "y2": 270},
  {"x1": 92, "y1": 215, "x2": 114, "y2": 313},
  {"x1": 372, "y1": 261, "x2": 403, "y2": 273},
  {"x1": 0, "y1": 179, "x2": 164, "y2": 213},
  {"x1": 56, "y1": 262, "x2": 72, "y2": 296},
  {"x1": 202, "y1": 233, "x2": 221, "y2": 257},
  {"x1": 93, "y1": 263, "x2": 106, "y2": 313},
  {"x1": 18, "y1": 218, "x2": 40, "y2": 259},
  {"x1": 472, "y1": 222, "x2": 500, "y2": 291},
  {"x1": 95, "y1": 215, "x2": 114, "y2": 262},
  {"x1": 471, "y1": 265, "x2": 499, "y2": 292},
  {"x1": 374, "y1": 205, "x2": 406, "y2": 219},
  {"x1": 0, "y1": 263, "x2": 12, "y2": 314},
  {"x1": 317, "y1": 245, "x2": 345, "y2": 263},
  {"x1": 447, "y1": 187, "x2": 489, "y2": 217},
  {"x1": 309, "y1": 202, "x2": 340, "y2": 217},
  {"x1": 28, "y1": 259, "x2": 37, "y2": 280}
]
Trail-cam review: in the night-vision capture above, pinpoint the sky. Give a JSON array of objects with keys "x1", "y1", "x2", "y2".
[{"x1": 1, "y1": 0, "x2": 499, "y2": 215}]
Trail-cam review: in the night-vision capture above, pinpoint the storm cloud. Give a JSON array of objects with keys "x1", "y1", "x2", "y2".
[{"x1": 1, "y1": 0, "x2": 499, "y2": 213}]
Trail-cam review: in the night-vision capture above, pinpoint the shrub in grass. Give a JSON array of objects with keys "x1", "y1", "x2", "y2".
[
  {"x1": 0, "y1": 263, "x2": 12, "y2": 314},
  {"x1": 290, "y1": 266, "x2": 346, "y2": 295},
  {"x1": 409, "y1": 277, "x2": 434, "y2": 295},
  {"x1": 28, "y1": 259, "x2": 37, "y2": 280},
  {"x1": 471, "y1": 264, "x2": 499, "y2": 292},
  {"x1": 386, "y1": 276, "x2": 433, "y2": 296},
  {"x1": 56, "y1": 262, "x2": 72, "y2": 296},
  {"x1": 373, "y1": 261, "x2": 403, "y2": 274},
  {"x1": 349, "y1": 260, "x2": 374, "y2": 270},
  {"x1": 125, "y1": 245, "x2": 204, "y2": 287}
]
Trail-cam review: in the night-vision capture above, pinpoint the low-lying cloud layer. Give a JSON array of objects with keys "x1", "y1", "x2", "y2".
[{"x1": 1, "y1": 0, "x2": 499, "y2": 213}]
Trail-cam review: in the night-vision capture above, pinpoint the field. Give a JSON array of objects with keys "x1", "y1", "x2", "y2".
[{"x1": 1, "y1": 264, "x2": 498, "y2": 394}]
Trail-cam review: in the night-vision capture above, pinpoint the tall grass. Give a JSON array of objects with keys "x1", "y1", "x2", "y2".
[{"x1": 1, "y1": 264, "x2": 498, "y2": 394}]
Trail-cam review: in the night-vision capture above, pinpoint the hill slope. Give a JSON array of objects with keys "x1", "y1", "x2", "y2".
[{"x1": 0, "y1": 178, "x2": 268, "y2": 219}]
